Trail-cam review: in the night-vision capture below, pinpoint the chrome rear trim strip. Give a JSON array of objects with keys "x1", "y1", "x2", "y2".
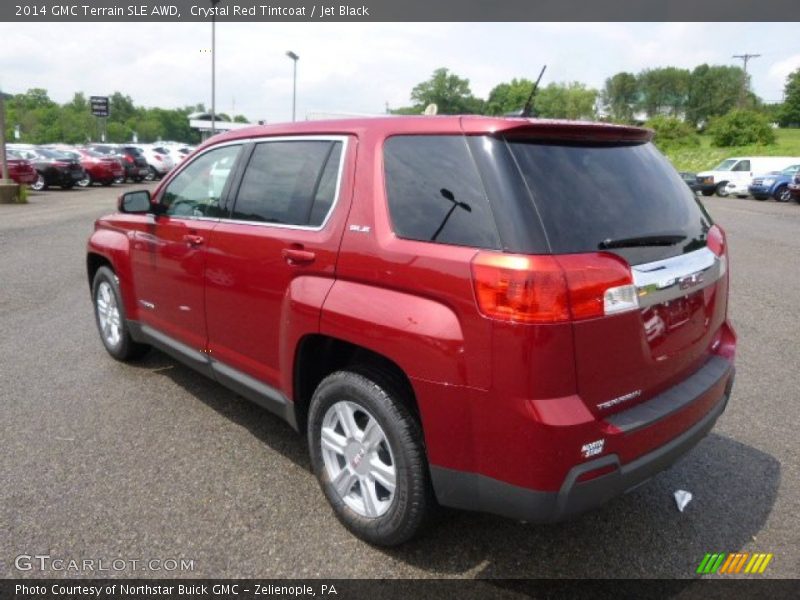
[{"x1": 632, "y1": 246, "x2": 723, "y2": 308}]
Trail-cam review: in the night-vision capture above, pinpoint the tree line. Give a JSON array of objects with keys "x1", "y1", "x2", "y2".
[
  {"x1": 4, "y1": 64, "x2": 800, "y2": 146},
  {"x1": 393, "y1": 64, "x2": 800, "y2": 128},
  {"x1": 3, "y1": 89, "x2": 249, "y2": 145}
]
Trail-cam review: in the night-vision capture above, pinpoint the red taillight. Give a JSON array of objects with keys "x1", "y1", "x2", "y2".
[
  {"x1": 557, "y1": 253, "x2": 636, "y2": 320},
  {"x1": 124, "y1": 155, "x2": 134, "y2": 163},
  {"x1": 471, "y1": 251, "x2": 637, "y2": 324},
  {"x1": 471, "y1": 253, "x2": 569, "y2": 323},
  {"x1": 707, "y1": 224, "x2": 725, "y2": 257}
]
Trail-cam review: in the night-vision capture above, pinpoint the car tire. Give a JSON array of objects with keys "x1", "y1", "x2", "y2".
[
  {"x1": 31, "y1": 173, "x2": 47, "y2": 191},
  {"x1": 133, "y1": 176, "x2": 144, "y2": 183},
  {"x1": 715, "y1": 182, "x2": 729, "y2": 197},
  {"x1": 102, "y1": 179, "x2": 114, "y2": 187},
  {"x1": 774, "y1": 185, "x2": 791, "y2": 203},
  {"x1": 114, "y1": 176, "x2": 125, "y2": 184},
  {"x1": 700, "y1": 189, "x2": 714, "y2": 197},
  {"x1": 77, "y1": 174, "x2": 92, "y2": 188},
  {"x1": 92, "y1": 266, "x2": 150, "y2": 361},
  {"x1": 308, "y1": 368, "x2": 434, "y2": 546},
  {"x1": 144, "y1": 166, "x2": 157, "y2": 182},
  {"x1": 61, "y1": 182, "x2": 74, "y2": 190}
]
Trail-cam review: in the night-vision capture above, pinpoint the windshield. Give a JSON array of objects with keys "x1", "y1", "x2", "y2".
[
  {"x1": 36, "y1": 149, "x2": 72, "y2": 160},
  {"x1": 781, "y1": 165, "x2": 800, "y2": 176},
  {"x1": 506, "y1": 139, "x2": 712, "y2": 263},
  {"x1": 713, "y1": 159, "x2": 737, "y2": 171}
]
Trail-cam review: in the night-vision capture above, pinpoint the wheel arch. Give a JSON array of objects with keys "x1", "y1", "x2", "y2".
[{"x1": 292, "y1": 334, "x2": 418, "y2": 435}]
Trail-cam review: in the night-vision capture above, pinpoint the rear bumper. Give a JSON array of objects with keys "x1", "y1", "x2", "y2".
[
  {"x1": 430, "y1": 358, "x2": 734, "y2": 523},
  {"x1": 11, "y1": 170, "x2": 38, "y2": 184}
]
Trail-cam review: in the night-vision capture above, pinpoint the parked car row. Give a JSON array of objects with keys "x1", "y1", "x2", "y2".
[
  {"x1": 5, "y1": 142, "x2": 195, "y2": 191},
  {"x1": 694, "y1": 156, "x2": 800, "y2": 203}
]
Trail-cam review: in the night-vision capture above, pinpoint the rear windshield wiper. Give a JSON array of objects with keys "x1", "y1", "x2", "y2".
[{"x1": 598, "y1": 234, "x2": 686, "y2": 250}]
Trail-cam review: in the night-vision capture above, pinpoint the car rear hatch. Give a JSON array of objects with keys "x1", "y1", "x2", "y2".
[{"x1": 497, "y1": 133, "x2": 729, "y2": 419}]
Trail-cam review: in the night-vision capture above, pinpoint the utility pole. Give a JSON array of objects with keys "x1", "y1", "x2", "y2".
[{"x1": 732, "y1": 53, "x2": 761, "y2": 106}]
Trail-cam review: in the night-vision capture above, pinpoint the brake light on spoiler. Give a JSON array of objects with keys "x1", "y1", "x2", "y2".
[{"x1": 471, "y1": 251, "x2": 638, "y2": 324}]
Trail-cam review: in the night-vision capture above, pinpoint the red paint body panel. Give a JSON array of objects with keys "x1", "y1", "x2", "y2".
[
  {"x1": 7, "y1": 159, "x2": 38, "y2": 184},
  {"x1": 87, "y1": 115, "x2": 736, "y2": 510}
]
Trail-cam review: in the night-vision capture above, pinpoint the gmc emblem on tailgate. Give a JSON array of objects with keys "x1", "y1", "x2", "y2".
[{"x1": 678, "y1": 272, "x2": 704, "y2": 290}]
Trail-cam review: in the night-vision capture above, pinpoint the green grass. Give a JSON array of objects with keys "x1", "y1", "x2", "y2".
[{"x1": 665, "y1": 128, "x2": 800, "y2": 172}]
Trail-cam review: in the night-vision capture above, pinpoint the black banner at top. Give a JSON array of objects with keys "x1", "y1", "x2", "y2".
[{"x1": 1, "y1": 0, "x2": 798, "y2": 22}]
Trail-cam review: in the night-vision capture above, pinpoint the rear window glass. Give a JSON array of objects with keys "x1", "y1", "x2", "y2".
[
  {"x1": 507, "y1": 140, "x2": 711, "y2": 258},
  {"x1": 383, "y1": 135, "x2": 500, "y2": 249}
]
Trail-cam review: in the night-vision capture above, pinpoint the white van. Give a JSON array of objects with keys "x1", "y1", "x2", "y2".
[{"x1": 696, "y1": 156, "x2": 800, "y2": 197}]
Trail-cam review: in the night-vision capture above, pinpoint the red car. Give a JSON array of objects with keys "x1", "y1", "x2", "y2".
[
  {"x1": 58, "y1": 148, "x2": 124, "y2": 187},
  {"x1": 6, "y1": 149, "x2": 39, "y2": 185},
  {"x1": 86, "y1": 116, "x2": 736, "y2": 545},
  {"x1": 789, "y1": 171, "x2": 800, "y2": 203}
]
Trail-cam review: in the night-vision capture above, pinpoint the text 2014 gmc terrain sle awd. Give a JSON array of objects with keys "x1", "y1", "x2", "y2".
[{"x1": 87, "y1": 116, "x2": 736, "y2": 545}]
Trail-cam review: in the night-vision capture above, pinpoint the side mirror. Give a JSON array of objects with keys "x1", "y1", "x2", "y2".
[{"x1": 118, "y1": 190, "x2": 152, "y2": 214}]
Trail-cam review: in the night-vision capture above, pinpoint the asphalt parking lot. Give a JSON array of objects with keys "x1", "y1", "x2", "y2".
[{"x1": 0, "y1": 184, "x2": 798, "y2": 581}]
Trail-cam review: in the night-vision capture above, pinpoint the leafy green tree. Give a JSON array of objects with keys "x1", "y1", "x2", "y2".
[
  {"x1": 402, "y1": 68, "x2": 483, "y2": 115},
  {"x1": 778, "y1": 68, "x2": 800, "y2": 127},
  {"x1": 15, "y1": 88, "x2": 56, "y2": 110},
  {"x1": 534, "y1": 82, "x2": 598, "y2": 120},
  {"x1": 707, "y1": 110, "x2": 776, "y2": 146},
  {"x1": 636, "y1": 67, "x2": 691, "y2": 117},
  {"x1": 601, "y1": 72, "x2": 639, "y2": 122},
  {"x1": 485, "y1": 78, "x2": 535, "y2": 115},
  {"x1": 109, "y1": 92, "x2": 136, "y2": 123},
  {"x1": 685, "y1": 65, "x2": 745, "y2": 126},
  {"x1": 106, "y1": 121, "x2": 133, "y2": 143}
]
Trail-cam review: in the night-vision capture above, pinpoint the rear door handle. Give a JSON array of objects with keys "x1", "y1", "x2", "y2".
[
  {"x1": 182, "y1": 234, "x2": 205, "y2": 247},
  {"x1": 282, "y1": 248, "x2": 316, "y2": 265}
]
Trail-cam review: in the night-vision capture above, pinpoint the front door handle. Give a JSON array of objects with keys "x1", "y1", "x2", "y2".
[
  {"x1": 282, "y1": 247, "x2": 316, "y2": 265},
  {"x1": 183, "y1": 234, "x2": 205, "y2": 247}
]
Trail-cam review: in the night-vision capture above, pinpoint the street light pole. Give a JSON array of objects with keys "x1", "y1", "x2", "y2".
[
  {"x1": 211, "y1": 0, "x2": 221, "y2": 135},
  {"x1": 286, "y1": 51, "x2": 299, "y2": 122}
]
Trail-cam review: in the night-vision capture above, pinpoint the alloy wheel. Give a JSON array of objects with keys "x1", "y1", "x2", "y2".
[
  {"x1": 96, "y1": 281, "x2": 122, "y2": 348},
  {"x1": 320, "y1": 400, "x2": 396, "y2": 518}
]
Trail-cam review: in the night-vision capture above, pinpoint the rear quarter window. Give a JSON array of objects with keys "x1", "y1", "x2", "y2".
[{"x1": 383, "y1": 135, "x2": 500, "y2": 249}]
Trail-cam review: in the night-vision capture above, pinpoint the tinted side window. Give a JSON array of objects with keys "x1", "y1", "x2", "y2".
[
  {"x1": 732, "y1": 160, "x2": 750, "y2": 172},
  {"x1": 161, "y1": 144, "x2": 241, "y2": 218},
  {"x1": 383, "y1": 136, "x2": 500, "y2": 249},
  {"x1": 232, "y1": 140, "x2": 343, "y2": 226}
]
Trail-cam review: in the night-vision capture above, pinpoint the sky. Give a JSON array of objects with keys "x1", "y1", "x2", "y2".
[{"x1": 1, "y1": 22, "x2": 798, "y2": 124}]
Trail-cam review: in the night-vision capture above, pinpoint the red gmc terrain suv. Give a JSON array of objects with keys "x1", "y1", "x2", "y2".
[{"x1": 87, "y1": 116, "x2": 736, "y2": 545}]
